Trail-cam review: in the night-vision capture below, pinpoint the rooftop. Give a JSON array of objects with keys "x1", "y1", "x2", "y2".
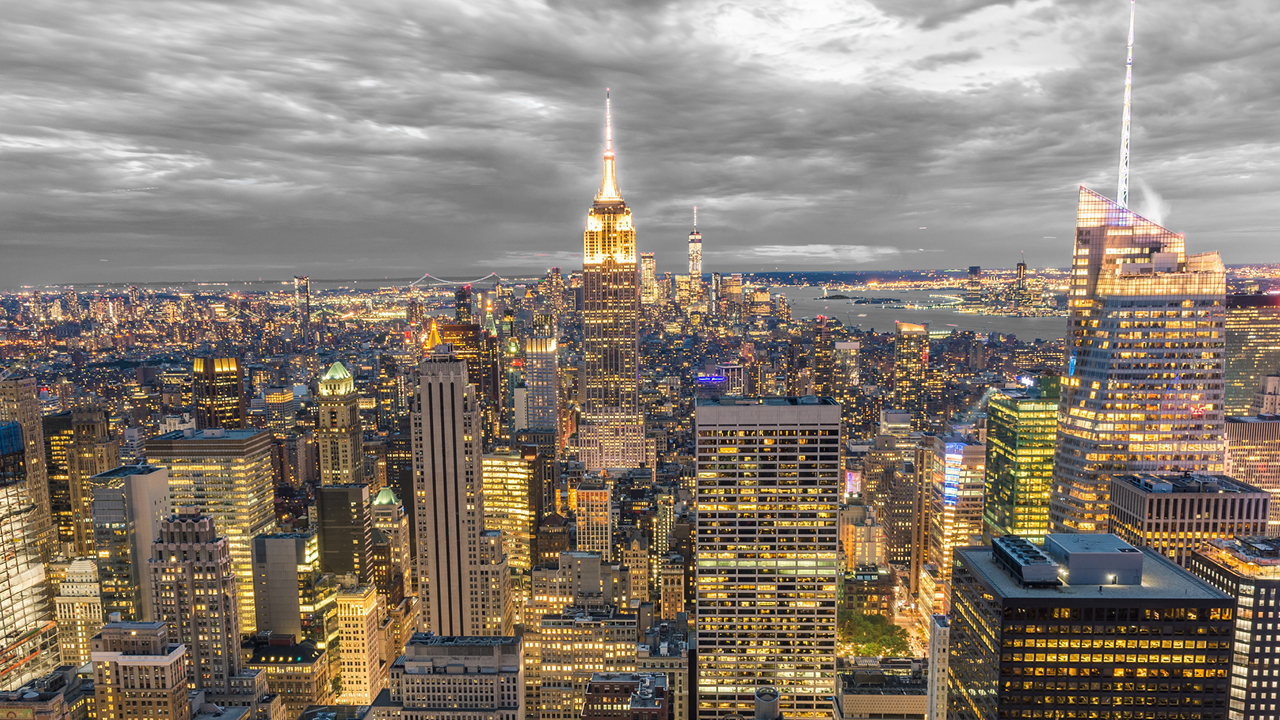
[
  {"x1": 1113, "y1": 473, "x2": 1266, "y2": 496},
  {"x1": 837, "y1": 671, "x2": 926, "y2": 696},
  {"x1": 152, "y1": 428, "x2": 265, "y2": 441},
  {"x1": 92, "y1": 463, "x2": 164, "y2": 479},
  {"x1": 1197, "y1": 537, "x2": 1280, "y2": 580},
  {"x1": 407, "y1": 634, "x2": 520, "y2": 647},
  {"x1": 696, "y1": 396, "x2": 838, "y2": 406},
  {"x1": 1226, "y1": 415, "x2": 1280, "y2": 423},
  {"x1": 956, "y1": 542, "x2": 1229, "y2": 602}
]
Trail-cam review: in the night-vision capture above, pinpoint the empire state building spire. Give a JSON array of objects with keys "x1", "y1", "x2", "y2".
[{"x1": 596, "y1": 88, "x2": 622, "y2": 203}]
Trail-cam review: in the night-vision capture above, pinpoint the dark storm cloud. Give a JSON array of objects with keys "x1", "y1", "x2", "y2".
[{"x1": 1, "y1": 0, "x2": 1279, "y2": 288}]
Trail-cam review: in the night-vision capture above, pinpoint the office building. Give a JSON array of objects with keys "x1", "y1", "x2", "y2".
[
  {"x1": 244, "y1": 637, "x2": 332, "y2": 719},
  {"x1": 295, "y1": 275, "x2": 311, "y2": 339},
  {"x1": 923, "y1": 436, "x2": 985, "y2": 614},
  {"x1": 640, "y1": 252, "x2": 658, "y2": 305},
  {"x1": 1053, "y1": 186, "x2": 1227, "y2": 534},
  {"x1": 638, "y1": 624, "x2": 689, "y2": 720},
  {"x1": 193, "y1": 356, "x2": 247, "y2": 430},
  {"x1": 149, "y1": 509, "x2": 241, "y2": 691},
  {"x1": 0, "y1": 666, "x2": 96, "y2": 720},
  {"x1": 148, "y1": 427, "x2": 276, "y2": 633},
  {"x1": 252, "y1": 531, "x2": 338, "y2": 650},
  {"x1": 91, "y1": 463, "x2": 171, "y2": 621},
  {"x1": 864, "y1": 434, "x2": 929, "y2": 597},
  {"x1": 369, "y1": 635, "x2": 522, "y2": 720},
  {"x1": 833, "y1": 667, "x2": 927, "y2": 720},
  {"x1": 1225, "y1": 294, "x2": 1280, "y2": 415},
  {"x1": 1226, "y1": 415, "x2": 1280, "y2": 531},
  {"x1": 56, "y1": 558, "x2": 104, "y2": 667},
  {"x1": 370, "y1": 487, "x2": 413, "y2": 593},
  {"x1": 318, "y1": 361, "x2": 365, "y2": 485},
  {"x1": 927, "y1": 615, "x2": 949, "y2": 720},
  {"x1": 966, "y1": 266, "x2": 982, "y2": 302},
  {"x1": 483, "y1": 451, "x2": 539, "y2": 572},
  {"x1": 0, "y1": 377, "x2": 55, "y2": 564},
  {"x1": 1252, "y1": 376, "x2": 1280, "y2": 415},
  {"x1": 0, "y1": 421, "x2": 59, "y2": 690},
  {"x1": 413, "y1": 347, "x2": 510, "y2": 636},
  {"x1": 580, "y1": 93, "x2": 644, "y2": 470},
  {"x1": 336, "y1": 585, "x2": 385, "y2": 705},
  {"x1": 315, "y1": 483, "x2": 373, "y2": 580},
  {"x1": 658, "y1": 554, "x2": 684, "y2": 621},
  {"x1": 576, "y1": 480, "x2": 613, "y2": 561},
  {"x1": 984, "y1": 379, "x2": 1058, "y2": 543},
  {"x1": 525, "y1": 314, "x2": 560, "y2": 436},
  {"x1": 91, "y1": 621, "x2": 189, "y2": 720},
  {"x1": 539, "y1": 607, "x2": 638, "y2": 720},
  {"x1": 582, "y1": 673, "x2": 672, "y2": 720},
  {"x1": 1189, "y1": 536, "x2": 1280, "y2": 720},
  {"x1": 44, "y1": 403, "x2": 120, "y2": 556},
  {"x1": 695, "y1": 397, "x2": 841, "y2": 720},
  {"x1": 1109, "y1": 473, "x2": 1269, "y2": 566},
  {"x1": 948, "y1": 535, "x2": 1233, "y2": 720},
  {"x1": 892, "y1": 323, "x2": 929, "y2": 430}
]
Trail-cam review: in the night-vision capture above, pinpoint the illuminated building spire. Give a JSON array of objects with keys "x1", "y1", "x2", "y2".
[
  {"x1": 596, "y1": 88, "x2": 622, "y2": 203},
  {"x1": 693, "y1": 205, "x2": 698, "y2": 231},
  {"x1": 1117, "y1": 0, "x2": 1135, "y2": 208},
  {"x1": 425, "y1": 317, "x2": 443, "y2": 349}
]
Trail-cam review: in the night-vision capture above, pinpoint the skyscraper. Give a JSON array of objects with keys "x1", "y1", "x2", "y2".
[
  {"x1": 1052, "y1": 5, "x2": 1227, "y2": 533},
  {"x1": 192, "y1": 356, "x2": 247, "y2": 430},
  {"x1": 524, "y1": 314, "x2": 559, "y2": 435},
  {"x1": 294, "y1": 275, "x2": 311, "y2": 341},
  {"x1": 456, "y1": 284, "x2": 475, "y2": 324},
  {"x1": 922, "y1": 436, "x2": 985, "y2": 616},
  {"x1": 580, "y1": 91, "x2": 644, "y2": 471},
  {"x1": 695, "y1": 397, "x2": 841, "y2": 720},
  {"x1": 68, "y1": 403, "x2": 119, "y2": 555},
  {"x1": 413, "y1": 347, "x2": 509, "y2": 636},
  {"x1": 317, "y1": 360, "x2": 364, "y2": 485},
  {"x1": 335, "y1": 584, "x2": 385, "y2": 704},
  {"x1": 147, "y1": 428, "x2": 276, "y2": 633},
  {"x1": 965, "y1": 266, "x2": 981, "y2": 302},
  {"x1": 688, "y1": 206, "x2": 702, "y2": 298},
  {"x1": 983, "y1": 378, "x2": 1059, "y2": 543},
  {"x1": 315, "y1": 483, "x2": 373, "y2": 580},
  {"x1": 1224, "y1": 293, "x2": 1280, "y2": 415},
  {"x1": 91, "y1": 464, "x2": 172, "y2": 621},
  {"x1": 640, "y1": 253, "x2": 658, "y2": 305},
  {"x1": 1051, "y1": 188, "x2": 1227, "y2": 533},
  {"x1": 91, "y1": 622, "x2": 189, "y2": 720},
  {"x1": 0, "y1": 421, "x2": 58, "y2": 690},
  {"x1": 0, "y1": 377, "x2": 54, "y2": 564},
  {"x1": 575, "y1": 480, "x2": 613, "y2": 561},
  {"x1": 1226, "y1": 414, "x2": 1280, "y2": 532},
  {"x1": 55, "y1": 558, "x2": 103, "y2": 667},
  {"x1": 251, "y1": 530, "x2": 338, "y2": 649},
  {"x1": 892, "y1": 322, "x2": 929, "y2": 430}
]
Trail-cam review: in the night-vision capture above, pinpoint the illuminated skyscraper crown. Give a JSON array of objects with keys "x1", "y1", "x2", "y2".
[{"x1": 596, "y1": 88, "x2": 622, "y2": 204}]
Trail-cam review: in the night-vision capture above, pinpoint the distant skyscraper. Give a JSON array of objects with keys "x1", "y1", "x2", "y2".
[
  {"x1": 640, "y1": 252, "x2": 658, "y2": 305},
  {"x1": 580, "y1": 91, "x2": 644, "y2": 471},
  {"x1": 1052, "y1": 187, "x2": 1226, "y2": 534},
  {"x1": 317, "y1": 361, "x2": 364, "y2": 485},
  {"x1": 55, "y1": 558, "x2": 103, "y2": 667},
  {"x1": 965, "y1": 266, "x2": 981, "y2": 302},
  {"x1": 335, "y1": 585, "x2": 385, "y2": 704},
  {"x1": 413, "y1": 348, "x2": 510, "y2": 636},
  {"x1": 149, "y1": 509, "x2": 240, "y2": 691},
  {"x1": 294, "y1": 275, "x2": 311, "y2": 341},
  {"x1": 0, "y1": 421, "x2": 58, "y2": 690},
  {"x1": 983, "y1": 378, "x2": 1059, "y2": 543},
  {"x1": 575, "y1": 480, "x2": 613, "y2": 561},
  {"x1": 688, "y1": 206, "x2": 702, "y2": 292},
  {"x1": 251, "y1": 530, "x2": 337, "y2": 650},
  {"x1": 892, "y1": 322, "x2": 929, "y2": 430},
  {"x1": 482, "y1": 451, "x2": 539, "y2": 573},
  {"x1": 315, "y1": 483, "x2": 373, "y2": 580},
  {"x1": 524, "y1": 314, "x2": 559, "y2": 434},
  {"x1": 0, "y1": 377, "x2": 54, "y2": 564},
  {"x1": 192, "y1": 356, "x2": 246, "y2": 430},
  {"x1": 147, "y1": 428, "x2": 276, "y2": 633},
  {"x1": 68, "y1": 403, "x2": 118, "y2": 556},
  {"x1": 1226, "y1": 414, "x2": 1280, "y2": 532},
  {"x1": 456, "y1": 284, "x2": 474, "y2": 324},
  {"x1": 1225, "y1": 293, "x2": 1280, "y2": 415},
  {"x1": 922, "y1": 436, "x2": 985, "y2": 616},
  {"x1": 695, "y1": 397, "x2": 840, "y2": 720},
  {"x1": 91, "y1": 464, "x2": 171, "y2": 621}
]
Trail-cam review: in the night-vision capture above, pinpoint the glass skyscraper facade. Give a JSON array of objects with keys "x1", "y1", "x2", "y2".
[
  {"x1": 1052, "y1": 186, "x2": 1226, "y2": 533},
  {"x1": 984, "y1": 377, "x2": 1059, "y2": 543},
  {"x1": 1224, "y1": 294, "x2": 1280, "y2": 415}
]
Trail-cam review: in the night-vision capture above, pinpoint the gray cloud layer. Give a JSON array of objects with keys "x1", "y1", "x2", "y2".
[{"x1": 2, "y1": 0, "x2": 1278, "y2": 288}]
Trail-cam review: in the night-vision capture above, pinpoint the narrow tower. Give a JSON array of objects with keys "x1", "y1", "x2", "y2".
[
  {"x1": 1117, "y1": 0, "x2": 1135, "y2": 208},
  {"x1": 688, "y1": 206, "x2": 702, "y2": 282},
  {"x1": 580, "y1": 89, "x2": 644, "y2": 470}
]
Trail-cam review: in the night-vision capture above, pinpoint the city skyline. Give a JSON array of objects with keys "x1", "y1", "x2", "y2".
[{"x1": 3, "y1": 0, "x2": 1280, "y2": 288}]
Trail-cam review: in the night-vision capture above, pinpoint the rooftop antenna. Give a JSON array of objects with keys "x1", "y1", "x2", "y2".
[
  {"x1": 1117, "y1": 0, "x2": 1136, "y2": 208},
  {"x1": 693, "y1": 205, "x2": 698, "y2": 230}
]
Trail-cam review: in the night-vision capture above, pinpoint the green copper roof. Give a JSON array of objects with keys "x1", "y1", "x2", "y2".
[
  {"x1": 372, "y1": 487, "x2": 400, "y2": 505},
  {"x1": 322, "y1": 361, "x2": 351, "y2": 381}
]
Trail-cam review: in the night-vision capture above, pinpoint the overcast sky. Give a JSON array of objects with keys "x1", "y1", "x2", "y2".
[{"x1": 3, "y1": 0, "x2": 1279, "y2": 288}]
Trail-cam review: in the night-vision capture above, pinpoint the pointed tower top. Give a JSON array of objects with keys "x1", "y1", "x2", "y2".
[
  {"x1": 1117, "y1": 0, "x2": 1135, "y2": 208},
  {"x1": 693, "y1": 205, "x2": 698, "y2": 231},
  {"x1": 596, "y1": 88, "x2": 622, "y2": 203},
  {"x1": 425, "y1": 317, "x2": 443, "y2": 349}
]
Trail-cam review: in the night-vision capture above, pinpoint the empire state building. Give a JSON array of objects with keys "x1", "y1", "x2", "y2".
[{"x1": 580, "y1": 91, "x2": 644, "y2": 470}]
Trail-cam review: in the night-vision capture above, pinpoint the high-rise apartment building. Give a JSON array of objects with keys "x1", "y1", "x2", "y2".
[
  {"x1": 318, "y1": 361, "x2": 364, "y2": 485},
  {"x1": 193, "y1": 356, "x2": 247, "y2": 430},
  {"x1": 949, "y1": 535, "x2": 1233, "y2": 720},
  {"x1": 315, "y1": 483, "x2": 373, "y2": 580},
  {"x1": 336, "y1": 584, "x2": 386, "y2": 705},
  {"x1": 91, "y1": 464, "x2": 171, "y2": 621},
  {"x1": 56, "y1": 558, "x2": 103, "y2": 667},
  {"x1": 695, "y1": 397, "x2": 841, "y2": 720},
  {"x1": 374, "y1": 635, "x2": 524, "y2": 720},
  {"x1": 580, "y1": 93, "x2": 644, "y2": 471},
  {"x1": 148, "y1": 510, "x2": 241, "y2": 691},
  {"x1": 1226, "y1": 415, "x2": 1280, "y2": 532},
  {"x1": 0, "y1": 377, "x2": 55, "y2": 564},
  {"x1": 524, "y1": 314, "x2": 560, "y2": 435},
  {"x1": 0, "y1": 421, "x2": 59, "y2": 690},
  {"x1": 983, "y1": 379, "x2": 1059, "y2": 543},
  {"x1": 1189, "y1": 537, "x2": 1280, "y2": 720},
  {"x1": 1109, "y1": 473, "x2": 1269, "y2": 566},
  {"x1": 576, "y1": 480, "x2": 613, "y2": 561},
  {"x1": 892, "y1": 322, "x2": 929, "y2": 430},
  {"x1": 252, "y1": 531, "x2": 338, "y2": 650},
  {"x1": 1225, "y1": 294, "x2": 1280, "y2": 415},
  {"x1": 922, "y1": 436, "x2": 985, "y2": 616},
  {"x1": 147, "y1": 427, "x2": 276, "y2": 633},
  {"x1": 91, "y1": 622, "x2": 189, "y2": 720},
  {"x1": 413, "y1": 348, "x2": 510, "y2": 636},
  {"x1": 1053, "y1": 186, "x2": 1226, "y2": 533}
]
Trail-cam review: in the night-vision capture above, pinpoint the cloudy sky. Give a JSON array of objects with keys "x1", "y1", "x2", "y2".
[{"x1": 3, "y1": 0, "x2": 1279, "y2": 288}]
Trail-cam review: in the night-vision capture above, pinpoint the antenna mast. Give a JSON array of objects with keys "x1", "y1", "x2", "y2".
[{"x1": 1117, "y1": 0, "x2": 1135, "y2": 208}]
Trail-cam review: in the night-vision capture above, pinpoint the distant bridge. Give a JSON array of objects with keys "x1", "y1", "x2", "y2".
[{"x1": 406, "y1": 272, "x2": 503, "y2": 289}]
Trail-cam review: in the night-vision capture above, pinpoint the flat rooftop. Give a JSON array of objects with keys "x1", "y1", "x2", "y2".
[
  {"x1": 1113, "y1": 473, "x2": 1266, "y2": 495},
  {"x1": 696, "y1": 396, "x2": 838, "y2": 406},
  {"x1": 92, "y1": 464, "x2": 163, "y2": 479},
  {"x1": 407, "y1": 634, "x2": 520, "y2": 647},
  {"x1": 1226, "y1": 415, "x2": 1280, "y2": 424},
  {"x1": 152, "y1": 428, "x2": 265, "y2": 441},
  {"x1": 837, "y1": 672, "x2": 926, "y2": 696},
  {"x1": 956, "y1": 544, "x2": 1229, "y2": 602}
]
